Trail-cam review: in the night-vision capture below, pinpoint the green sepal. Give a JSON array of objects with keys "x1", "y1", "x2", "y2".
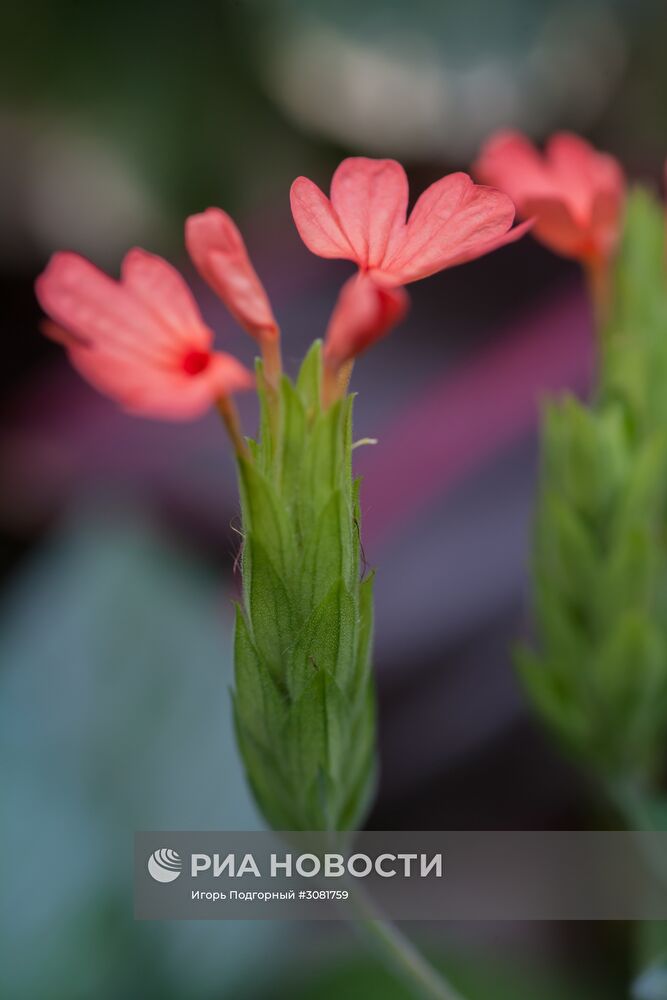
[
  {"x1": 237, "y1": 457, "x2": 295, "y2": 586},
  {"x1": 296, "y1": 339, "x2": 323, "y2": 418},
  {"x1": 299, "y1": 490, "x2": 355, "y2": 611},
  {"x1": 231, "y1": 345, "x2": 376, "y2": 832},
  {"x1": 233, "y1": 605, "x2": 288, "y2": 744},
  {"x1": 243, "y1": 534, "x2": 297, "y2": 682},
  {"x1": 286, "y1": 579, "x2": 356, "y2": 700}
]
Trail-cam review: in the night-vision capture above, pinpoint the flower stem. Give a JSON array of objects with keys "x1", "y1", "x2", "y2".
[
  {"x1": 259, "y1": 331, "x2": 283, "y2": 437},
  {"x1": 585, "y1": 256, "x2": 611, "y2": 331},
  {"x1": 607, "y1": 778, "x2": 667, "y2": 892},
  {"x1": 260, "y1": 330, "x2": 283, "y2": 391},
  {"x1": 216, "y1": 395, "x2": 250, "y2": 460},
  {"x1": 322, "y1": 359, "x2": 355, "y2": 409},
  {"x1": 348, "y1": 883, "x2": 466, "y2": 1000}
]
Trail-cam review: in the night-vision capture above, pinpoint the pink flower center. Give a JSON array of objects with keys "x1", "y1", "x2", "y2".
[{"x1": 181, "y1": 349, "x2": 211, "y2": 376}]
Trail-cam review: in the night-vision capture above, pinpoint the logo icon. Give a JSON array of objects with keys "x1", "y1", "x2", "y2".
[{"x1": 147, "y1": 848, "x2": 183, "y2": 883}]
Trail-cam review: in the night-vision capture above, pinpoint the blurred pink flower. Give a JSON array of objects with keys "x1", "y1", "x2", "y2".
[
  {"x1": 474, "y1": 131, "x2": 625, "y2": 266},
  {"x1": 290, "y1": 157, "x2": 530, "y2": 285},
  {"x1": 324, "y1": 273, "x2": 409, "y2": 369},
  {"x1": 35, "y1": 249, "x2": 253, "y2": 421}
]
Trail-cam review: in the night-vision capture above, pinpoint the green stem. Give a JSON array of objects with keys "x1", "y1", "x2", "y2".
[
  {"x1": 347, "y1": 883, "x2": 467, "y2": 1000},
  {"x1": 607, "y1": 779, "x2": 667, "y2": 892}
]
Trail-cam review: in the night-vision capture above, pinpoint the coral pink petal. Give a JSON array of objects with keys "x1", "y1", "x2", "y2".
[
  {"x1": 545, "y1": 133, "x2": 599, "y2": 221},
  {"x1": 324, "y1": 273, "x2": 409, "y2": 368},
  {"x1": 121, "y1": 248, "x2": 211, "y2": 351},
  {"x1": 68, "y1": 344, "x2": 252, "y2": 421},
  {"x1": 446, "y1": 217, "x2": 534, "y2": 268},
  {"x1": 290, "y1": 176, "x2": 354, "y2": 260},
  {"x1": 521, "y1": 195, "x2": 592, "y2": 258},
  {"x1": 591, "y1": 189, "x2": 625, "y2": 259},
  {"x1": 475, "y1": 129, "x2": 625, "y2": 265},
  {"x1": 547, "y1": 132, "x2": 625, "y2": 225},
  {"x1": 205, "y1": 351, "x2": 255, "y2": 397},
  {"x1": 383, "y1": 175, "x2": 518, "y2": 283},
  {"x1": 474, "y1": 130, "x2": 555, "y2": 207},
  {"x1": 329, "y1": 157, "x2": 409, "y2": 269},
  {"x1": 35, "y1": 252, "x2": 178, "y2": 365},
  {"x1": 124, "y1": 353, "x2": 253, "y2": 420},
  {"x1": 41, "y1": 318, "x2": 90, "y2": 349},
  {"x1": 185, "y1": 208, "x2": 277, "y2": 339}
]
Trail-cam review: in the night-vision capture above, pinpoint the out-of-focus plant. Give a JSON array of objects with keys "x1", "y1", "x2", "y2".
[
  {"x1": 477, "y1": 132, "x2": 667, "y2": 796},
  {"x1": 518, "y1": 190, "x2": 667, "y2": 793},
  {"x1": 478, "y1": 131, "x2": 667, "y2": 994},
  {"x1": 34, "y1": 156, "x2": 528, "y2": 999}
]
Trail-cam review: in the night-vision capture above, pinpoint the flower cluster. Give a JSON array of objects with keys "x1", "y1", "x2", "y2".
[
  {"x1": 36, "y1": 154, "x2": 536, "y2": 424},
  {"x1": 474, "y1": 130, "x2": 626, "y2": 314},
  {"x1": 474, "y1": 131, "x2": 625, "y2": 267},
  {"x1": 36, "y1": 133, "x2": 631, "y2": 428}
]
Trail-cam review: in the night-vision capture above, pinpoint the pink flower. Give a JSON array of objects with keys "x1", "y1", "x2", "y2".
[
  {"x1": 290, "y1": 157, "x2": 530, "y2": 286},
  {"x1": 185, "y1": 208, "x2": 282, "y2": 388},
  {"x1": 185, "y1": 208, "x2": 278, "y2": 341},
  {"x1": 35, "y1": 249, "x2": 253, "y2": 421},
  {"x1": 474, "y1": 130, "x2": 625, "y2": 266},
  {"x1": 324, "y1": 273, "x2": 409, "y2": 370}
]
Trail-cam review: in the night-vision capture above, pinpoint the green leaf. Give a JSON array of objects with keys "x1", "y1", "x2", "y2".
[
  {"x1": 279, "y1": 375, "x2": 308, "y2": 513},
  {"x1": 287, "y1": 580, "x2": 357, "y2": 699},
  {"x1": 535, "y1": 493, "x2": 600, "y2": 613},
  {"x1": 296, "y1": 339, "x2": 323, "y2": 418},
  {"x1": 337, "y1": 682, "x2": 377, "y2": 831},
  {"x1": 238, "y1": 457, "x2": 295, "y2": 586},
  {"x1": 232, "y1": 711, "x2": 302, "y2": 830},
  {"x1": 299, "y1": 489, "x2": 355, "y2": 612},
  {"x1": 301, "y1": 398, "x2": 353, "y2": 525},
  {"x1": 516, "y1": 646, "x2": 590, "y2": 754},
  {"x1": 355, "y1": 573, "x2": 375, "y2": 689},
  {"x1": 233, "y1": 606, "x2": 287, "y2": 745},
  {"x1": 253, "y1": 358, "x2": 275, "y2": 477},
  {"x1": 244, "y1": 534, "x2": 297, "y2": 682},
  {"x1": 285, "y1": 669, "x2": 349, "y2": 813},
  {"x1": 611, "y1": 188, "x2": 667, "y2": 332}
]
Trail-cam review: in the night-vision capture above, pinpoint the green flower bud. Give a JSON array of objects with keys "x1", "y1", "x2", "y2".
[{"x1": 232, "y1": 342, "x2": 377, "y2": 831}]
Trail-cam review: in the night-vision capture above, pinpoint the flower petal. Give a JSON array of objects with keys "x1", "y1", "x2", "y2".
[
  {"x1": 290, "y1": 176, "x2": 353, "y2": 260},
  {"x1": 474, "y1": 129, "x2": 625, "y2": 265},
  {"x1": 520, "y1": 195, "x2": 593, "y2": 258},
  {"x1": 123, "y1": 352, "x2": 253, "y2": 420},
  {"x1": 324, "y1": 273, "x2": 409, "y2": 368},
  {"x1": 474, "y1": 130, "x2": 556, "y2": 208},
  {"x1": 67, "y1": 343, "x2": 252, "y2": 421},
  {"x1": 35, "y1": 252, "x2": 178, "y2": 365},
  {"x1": 329, "y1": 157, "x2": 408, "y2": 268},
  {"x1": 382, "y1": 174, "x2": 519, "y2": 283},
  {"x1": 185, "y1": 208, "x2": 278, "y2": 339},
  {"x1": 121, "y1": 248, "x2": 211, "y2": 351},
  {"x1": 444, "y1": 217, "x2": 533, "y2": 269}
]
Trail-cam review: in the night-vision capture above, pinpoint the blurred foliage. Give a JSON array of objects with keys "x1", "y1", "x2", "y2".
[
  {"x1": 519, "y1": 189, "x2": 667, "y2": 786},
  {"x1": 634, "y1": 955, "x2": 667, "y2": 1000},
  {"x1": 0, "y1": 506, "x2": 620, "y2": 998},
  {"x1": 0, "y1": 508, "x2": 291, "y2": 1000},
  {"x1": 259, "y1": 942, "x2": 615, "y2": 1000},
  {"x1": 2, "y1": 0, "x2": 666, "y2": 239},
  {"x1": 0, "y1": 0, "x2": 309, "y2": 232}
]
